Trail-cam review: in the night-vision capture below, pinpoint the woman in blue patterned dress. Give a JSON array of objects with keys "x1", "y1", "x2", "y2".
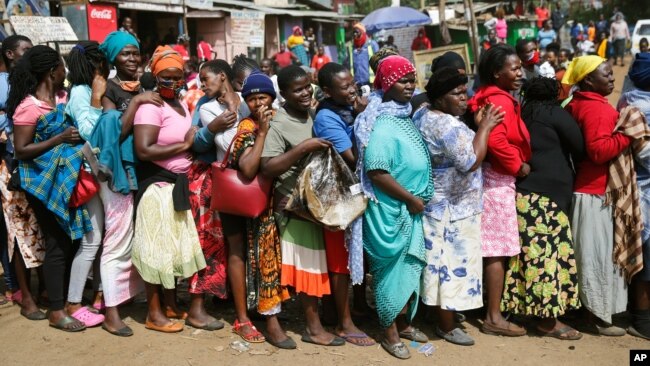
[{"x1": 413, "y1": 67, "x2": 503, "y2": 346}]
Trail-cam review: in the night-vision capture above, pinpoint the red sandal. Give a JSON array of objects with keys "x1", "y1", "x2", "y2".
[{"x1": 232, "y1": 319, "x2": 266, "y2": 343}]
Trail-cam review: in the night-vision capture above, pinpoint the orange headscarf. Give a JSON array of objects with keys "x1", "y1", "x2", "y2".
[{"x1": 150, "y1": 45, "x2": 184, "y2": 76}]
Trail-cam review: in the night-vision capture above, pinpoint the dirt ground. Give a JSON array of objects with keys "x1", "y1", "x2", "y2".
[{"x1": 0, "y1": 56, "x2": 647, "y2": 366}]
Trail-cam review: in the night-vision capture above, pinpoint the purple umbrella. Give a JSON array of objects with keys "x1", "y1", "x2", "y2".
[{"x1": 361, "y1": 6, "x2": 432, "y2": 34}]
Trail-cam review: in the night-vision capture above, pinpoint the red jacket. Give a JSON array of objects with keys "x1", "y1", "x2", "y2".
[
  {"x1": 565, "y1": 91, "x2": 632, "y2": 194},
  {"x1": 469, "y1": 85, "x2": 531, "y2": 176}
]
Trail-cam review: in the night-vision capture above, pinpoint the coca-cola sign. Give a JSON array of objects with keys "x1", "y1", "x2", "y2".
[
  {"x1": 90, "y1": 9, "x2": 113, "y2": 20},
  {"x1": 87, "y1": 4, "x2": 117, "y2": 42}
]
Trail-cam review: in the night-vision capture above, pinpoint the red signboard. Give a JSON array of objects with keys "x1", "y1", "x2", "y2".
[{"x1": 87, "y1": 3, "x2": 117, "y2": 42}]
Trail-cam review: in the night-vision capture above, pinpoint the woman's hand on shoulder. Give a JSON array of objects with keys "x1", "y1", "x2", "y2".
[
  {"x1": 475, "y1": 103, "x2": 505, "y2": 131},
  {"x1": 134, "y1": 91, "x2": 164, "y2": 107}
]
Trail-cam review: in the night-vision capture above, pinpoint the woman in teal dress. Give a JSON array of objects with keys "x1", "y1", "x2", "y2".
[{"x1": 361, "y1": 55, "x2": 433, "y2": 360}]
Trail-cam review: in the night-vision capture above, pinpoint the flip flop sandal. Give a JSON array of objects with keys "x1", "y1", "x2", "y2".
[
  {"x1": 537, "y1": 326, "x2": 582, "y2": 340},
  {"x1": 380, "y1": 339, "x2": 410, "y2": 360},
  {"x1": 186, "y1": 318, "x2": 225, "y2": 331},
  {"x1": 233, "y1": 320, "x2": 266, "y2": 343},
  {"x1": 102, "y1": 323, "x2": 134, "y2": 337},
  {"x1": 337, "y1": 332, "x2": 376, "y2": 346},
  {"x1": 398, "y1": 327, "x2": 428, "y2": 343},
  {"x1": 266, "y1": 335, "x2": 297, "y2": 349},
  {"x1": 301, "y1": 332, "x2": 345, "y2": 346},
  {"x1": 71, "y1": 307, "x2": 105, "y2": 327},
  {"x1": 145, "y1": 319, "x2": 184, "y2": 333},
  {"x1": 20, "y1": 309, "x2": 47, "y2": 321},
  {"x1": 49, "y1": 316, "x2": 87, "y2": 332}
]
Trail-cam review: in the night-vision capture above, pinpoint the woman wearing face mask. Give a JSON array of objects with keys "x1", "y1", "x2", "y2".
[
  {"x1": 9, "y1": 45, "x2": 88, "y2": 332},
  {"x1": 97, "y1": 31, "x2": 161, "y2": 336},
  {"x1": 362, "y1": 55, "x2": 433, "y2": 359},
  {"x1": 413, "y1": 67, "x2": 504, "y2": 346},
  {"x1": 132, "y1": 46, "x2": 204, "y2": 333},
  {"x1": 468, "y1": 44, "x2": 531, "y2": 337}
]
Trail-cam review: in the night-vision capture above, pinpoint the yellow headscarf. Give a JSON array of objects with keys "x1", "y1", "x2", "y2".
[{"x1": 561, "y1": 55, "x2": 606, "y2": 85}]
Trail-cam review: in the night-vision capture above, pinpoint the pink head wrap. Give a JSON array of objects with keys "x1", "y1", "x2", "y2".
[{"x1": 373, "y1": 55, "x2": 416, "y2": 92}]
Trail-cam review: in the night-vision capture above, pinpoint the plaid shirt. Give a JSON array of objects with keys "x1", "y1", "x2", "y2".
[{"x1": 19, "y1": 104, "x2": 91, "y2": 240}]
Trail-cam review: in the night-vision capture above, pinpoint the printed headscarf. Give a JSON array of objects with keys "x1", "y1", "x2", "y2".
[{"x1": 373, "y1": 55, "x2": 416, "y2": 93}]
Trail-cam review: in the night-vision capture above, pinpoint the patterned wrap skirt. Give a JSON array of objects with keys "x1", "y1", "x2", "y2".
[{"x1": 501, "y1": 193, "x2": 581, "y2": 318}]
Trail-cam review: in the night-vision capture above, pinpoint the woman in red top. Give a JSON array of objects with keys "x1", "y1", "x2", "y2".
[
  {"x1": 469, "y1": 44, "x2": 530, "y2": 337},
  {"x1": 411, "y1": 28, "x2": 432, "y2": 51},
  {"x1": 563, "y1": 56, "x2": 630, "y2": 336}
]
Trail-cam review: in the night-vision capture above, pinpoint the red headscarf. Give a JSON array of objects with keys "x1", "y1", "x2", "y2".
[
  {"x1": 353, "y1": 23, "x2": 368, "y2": 49},
  {"x1": 373, "y1": 55, "x2": 416, "y2": 92}
]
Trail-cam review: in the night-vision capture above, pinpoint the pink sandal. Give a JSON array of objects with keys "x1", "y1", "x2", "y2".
[{"x1": 71, "y1": 307, "x2": 105, "y2": 327}]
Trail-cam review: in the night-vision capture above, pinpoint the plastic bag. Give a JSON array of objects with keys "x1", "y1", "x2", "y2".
[{"x1": 285, "y1": 148, "x2": 367, "y2": 231}]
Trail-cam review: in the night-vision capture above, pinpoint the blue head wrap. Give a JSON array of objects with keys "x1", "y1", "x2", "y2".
[
  {"x1": 629, "y1": 52, "x2": 650, "y2": 90},
  {"x1": 99, "y1": 31, "x2": 139, "y2": 65}
]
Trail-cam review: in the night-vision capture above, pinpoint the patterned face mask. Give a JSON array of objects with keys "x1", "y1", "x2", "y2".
[{"x1": 156, "y1": 77, "x2": 185, "y2": 99}]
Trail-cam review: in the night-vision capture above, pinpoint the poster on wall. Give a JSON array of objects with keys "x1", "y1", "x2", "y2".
[
  {"x1": 10, "y1": 16, "x2": 78, "y2": 44},
  {"x1": 87, "y1": 3, "x2": 117, "y2": 43},
  {"x1": 230, "y1": 10, "x2": 265, "y2": 57}
]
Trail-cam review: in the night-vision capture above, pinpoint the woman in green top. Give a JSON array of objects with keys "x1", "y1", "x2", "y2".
[{"x1": 361, "y1": 55, "x2": 433, "y2": 359}]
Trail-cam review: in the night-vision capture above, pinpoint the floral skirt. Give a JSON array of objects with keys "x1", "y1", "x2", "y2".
[
  {"x1": 187, "y1": 161, "x2": 227, "y2": 298},
  {"x1": 0, "y1": 159, "x2": 45, "y2": 268},
  {"x1": 132, "y1": 184, "x2": 206, "y2": 289},
  {"x1": 501, "y1": 193, "x2": 581, "y2": 318},
  {"x1": 480, "y1": 164, "x2": 520, "y2": 257},
  {"x1": 421, "y1": 210, "x2": 483, "y2": 311}
]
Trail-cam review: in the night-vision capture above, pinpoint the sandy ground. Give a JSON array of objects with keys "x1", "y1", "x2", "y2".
[{"x1": 0, "y1": 56, "x2": 647, "y2": 366}]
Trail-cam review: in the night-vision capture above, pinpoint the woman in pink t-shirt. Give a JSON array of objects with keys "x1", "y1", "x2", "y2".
[{"x1": 132, "y1": 45, "x2": 215, "y2": 333}]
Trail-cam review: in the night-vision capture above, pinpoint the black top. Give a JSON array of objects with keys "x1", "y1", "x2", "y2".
[
  {"x1": 105, "y1": 79, "x2": 139, "y2": 113},
  {"x1": 516, "y1": 103, "x2": 585, "y2": 213}
]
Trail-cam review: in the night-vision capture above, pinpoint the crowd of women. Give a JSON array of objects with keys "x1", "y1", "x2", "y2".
[{"x1": 1, "y1": 26, "x2": 650, "y2": 360}]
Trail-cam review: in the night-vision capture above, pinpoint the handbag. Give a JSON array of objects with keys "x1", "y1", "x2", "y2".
[
  {"x1": 69, "y1": 169, "x2": 100, "y2": 207},
  {"x1": 210, "y1": 130, "x2": 272, "y2": 218}
]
